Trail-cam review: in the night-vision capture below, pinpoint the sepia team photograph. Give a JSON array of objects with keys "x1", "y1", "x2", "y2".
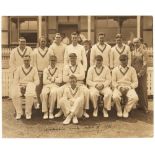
[{"x1": 1, "y1": 15, "x2": 153, "y2": 138}]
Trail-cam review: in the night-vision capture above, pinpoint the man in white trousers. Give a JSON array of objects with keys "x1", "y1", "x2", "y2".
[
  {"x1": 55, "y1": 53, "x2": 89, "y2": 118},
  {"x1": 9, "y1": 37, "x2": 33, "y2": 98},
  {"x1": 112, "y1": 54, "x2": 139, "y2": 118},
  {"x1": 40, "y1": 55, "x2": 62, "y2": 119},
  {"x1": 87, "y1": 55, "x2": 112, "y2": 117},
  {"x1": 12, "y1": 55, "x2": 39, "y2": 120},
  {"x1": 59, "y1": 75, "x2": 85, "y2": 125},
  {"x1": 110, "y1": 34, "x2": 131, "y2": 70},
  {"x1": 33, "y1": 36, "x2": 52, "y2": 106}
]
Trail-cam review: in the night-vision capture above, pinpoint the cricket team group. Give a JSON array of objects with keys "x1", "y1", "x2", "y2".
[{"x1": 9, "y1": 32, "x2": 148, "y2": 125}]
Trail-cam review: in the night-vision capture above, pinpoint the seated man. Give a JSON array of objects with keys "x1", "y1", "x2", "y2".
[
  {"x1": 40, "y1": 55, "x2": 62, "y2": 119},
  {"x1": 59, "y1": 75, "x2": 85, "y2": 125},
  {"x1": 86, "y1": 55, "x2": 112, "y2": 117},
  {"x1": 55, "y1": 53, "x2": 89, "y2": 118},
  {"x1": 112, "y1": 54, "x2": 139, "y2": 118},
  {"x1": 12, "y1": 55, "x2": 39, "y2": 120}
]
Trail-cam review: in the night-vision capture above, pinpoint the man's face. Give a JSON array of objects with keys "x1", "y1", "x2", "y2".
[
  {"x1": 69, "y1": 77, "x2": 77, "y2": 87},
  {"x1": 134, "y1": 40, "x2": 140, "y2": 48},
  {"x1": 98, "y1": 35, "x2": 105, "y2": 44},
  {"x1": 71, "y1": 35, "x2": 78, "y2": 44},
  {"x1": 70, "y1": 57, "x2": 77, "y2": 65},
  {"x1": 23, "y1": 58, "x2": 30, "y2": 66},
  {"x1": 55, "y1": 34, "x2": 61, "y2": 43},
  {"x1": 116, "y1": 38, "x2": 122, "y2": 45},
  {"x1": 120, "y1": 58, "x2": 128, "y2": 67},
  {"x1": 50, "y1": 58, "x2": 56, "y2": 67},
  {"x1": 96, "y1": 58, "x2": 103, "y2": 66},
  {"x1": 83, "y1": 42, "x2": 90, "y2": 50},
  {"x1": 39, "y1": 38, "x2": 46, "y2": 47},
  {"x1": 19, "y1": 39, "x2": 26, "y2": 48}
]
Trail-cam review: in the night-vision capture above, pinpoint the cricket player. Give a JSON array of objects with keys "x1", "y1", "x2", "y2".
[
  {"x1": 87, "y1": 55, "x2": 112, "y2": 117},
  {"x1": 9, "y1": 37, "x2": 33, "y2": 98},
  {"x1": 110, "y1": 34, "x2": 131, "y2": 70},
  {"x1": 90, "y1": 33, "x2": 111, "y2": 67},
  {"x1": 112, "y1": 54, "x2": 139, "y2": 118},
  {"x1": 40, "y1": 55, "x2": 62, "y2": 119},
  {"x1": 64, "y1": 32, "x2": 87, "y2": 71},
  {"x1": 59, "y1": 75, "x2": 85, "y2": 125},
  {"x1": 12, "y1": 55, "x2": 39, "y2": 120},
  {"x1": 55, "y1": 53, "x2": 89, "y2": 118},
  {"x1": 33, "y1": 36, "x2": 52, "y2": 106}
]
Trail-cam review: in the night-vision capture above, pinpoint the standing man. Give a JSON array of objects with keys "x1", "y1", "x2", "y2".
[
  {"x1": 49, "y1": 33, "x2": 66, "y2": 70},
  {"x1": 9, "y1": 37, "x2": 33, "y2": 98},
  {"x1": 90, "y1": 33, "x2": 111, "y2": 67},
  {"x1": 132, "y1": 38, "x2": 148, "y2": 113},
  {"x1": 40, "y1": 55, "x2": 62, "y2": 119},
  {"x1": 56, "y1": 53, "x2": 89, "y2": 118},
  {"x1": 112, "y1": 54, "x2": 138, "y2": 118},
  {"x1": 87, "y1": 55, "x2": 112, "y2": 117},
  {"x1": 12, "y1": 55, "x2": 39, "y2": 120},
  {"x1": 64, "y1": 32, "x2": 87, "y2": 71},
  {"x1": 110, "y1": 34, "x2": 131, "y2": 70},
  {"x1": 33, "y1": 36, "x2": 52, "y2": 106},
  {"x1": 59, "y1": 75, "x2": 85, "y2": 125}
]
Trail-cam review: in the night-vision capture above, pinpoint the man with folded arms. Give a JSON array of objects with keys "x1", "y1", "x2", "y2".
[
  {"x1": 87, "y1": 55, "x2": 112, "y2": 117},
  {"x1": 55, "y1": 53, "x2": 89, "y2": 118},
  {"x1": 40, "y1": 55, "x2": 62, "y2": 119},
  {"x1": 59, "y1": 75, "x2": 84, "y2": 125},
  {"x1": 112, "y1": 54, "x2": 138, "y2": 118},
  {"x1": 12, "y1": 55, "x2": 39, "y2": 120}
]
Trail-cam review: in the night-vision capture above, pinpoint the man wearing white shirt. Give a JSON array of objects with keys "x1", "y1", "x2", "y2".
[
  {"x1": 59, "y1": 75, "x2": 85, "y2": 125},
  {"x1": 87, "y1": 55, "x2": 112, "y2": 117},
  {"x1": 9, "y1": 37, "x2": 33, "y2": 98},
  {"x1": 56, "y1": 53, "x2": 89, "y2": 118},
  {"x1": 40, "y1": 55, "x2": 62, "y2": 119},
  {"x1": 112, "y1": 54, "x2": 138, "y2": 118},
  {"x1": 12, "y1": 55, "x2": 39, "y2": 120},
  {"x1": 110, "y1": 34, "x2": 131, "y2": 70},
  {"x1": 49, "y1": 33, "x2": 66, "y2": 70},
  {"x1": 90, "y1": 33, "x2": 111, "y2": 67},
  {"x1": 64, "y1": 32, "x2": 87, "y2": 71},
  {"x1": 33, "y1": 37, "x2": 52, "y2": 106}
]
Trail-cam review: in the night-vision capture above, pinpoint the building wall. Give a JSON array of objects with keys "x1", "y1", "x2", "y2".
[
  {"x1": 1, "y1": 16, "x2": 153, "y2": 47},
  {"x1": 2, "y1": 16, "x2": 9, "y2": 46}
]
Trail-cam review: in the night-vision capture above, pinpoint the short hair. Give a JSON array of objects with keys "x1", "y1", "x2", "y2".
[
  {"x1": 55, "y1": 33, "x2": 61, "y2": 36},
  {"x1": 95, "y1": 55, "x2": 103, "y2": 61},
  {"x1": 49, "y1": 55, "x2": 57, "y2": 61},
  {"x1": 19, "y1": 37, "x2": 26, "y2": 41},
  {"x1": 98, "y1": 32, "x2": 105, "y2": 37},
  {"x1": 69, "y1": 75, "x2": 77, "y2": 80},
  {"x1": 83, "y1": 39, "x2": 91, "y2": 46},
  {"x1": 133, "y1": 38, "x2": 140, "y2": 43},
  {"x1": 71, "y1": 32, "x2": 78, "y2": 36},
  {"x1": 38, "y1": 36, "x2": 46, "y2": 42},
  {"x1": 119, "y1": 54, "x2": 128, "y2": 61},
  {"x1": 69, "y1": 53, "x2": 77, "y2": 58},
  {"x1": 23, "y1": 55, "x2": 30, "y2": 60},
  {"x1": 115, "y1": 33, "x2": 122, "y2": 39}
]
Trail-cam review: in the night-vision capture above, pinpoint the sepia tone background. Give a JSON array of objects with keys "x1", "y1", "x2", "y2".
[{"x1": 1, "y1": 16, "x2": 153, "y2": 138}]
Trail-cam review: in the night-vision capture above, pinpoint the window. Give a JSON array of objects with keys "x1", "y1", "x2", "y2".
[{"x1": 10, "y1": 16, "x2": 38, "y2": 45}]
